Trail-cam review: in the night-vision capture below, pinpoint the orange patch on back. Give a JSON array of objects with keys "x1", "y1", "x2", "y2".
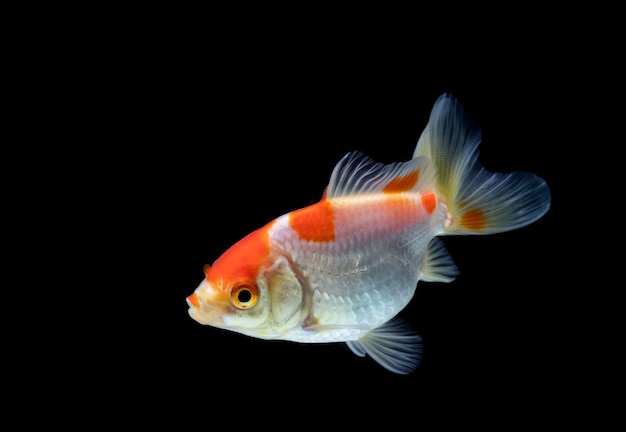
[
  {"x1": 383, "y1": 169, "x2": 420, "y2": 194},
  {"x1": 421, "y1": 192, "x2": 437, "y2": 214},
  {"x1": 460, "y1": 208, "x2": 486, "y2": 231},
  {"x1": 289, "y1": 199, "x2": 335, "y2": 242}
]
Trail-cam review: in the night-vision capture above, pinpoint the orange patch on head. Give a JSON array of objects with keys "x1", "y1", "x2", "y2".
[
  {"x1": 383, "y1": 169, "x2": 420, "y2": 194},
  {"x1": 460, "y1": 208, "x2": 486, "y2": 231},
  {"x1": 421, "y1": 192, "x2": 437, "y2": 214},
  {"x1": 206, "y1": 221, "x2": 274, "y2": 287},
  {"x1": 289, "y1": 199, "x2": 335, "y2": 242}
]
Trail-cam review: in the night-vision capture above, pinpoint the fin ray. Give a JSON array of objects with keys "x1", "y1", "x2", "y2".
[{"x1": 346, "y1": 317, "x2": 423, "y2": 374}]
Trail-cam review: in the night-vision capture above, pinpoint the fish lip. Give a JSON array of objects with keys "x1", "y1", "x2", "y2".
[
  {"x1": 187, "y1": 304, "x2": 212, "y2": 325},
  {"x1": 187, "y1": 296, "x2": 227, "y2": 326},
  {"x1": 186, "y1": 295, "x2": 198, "y2": 309}
]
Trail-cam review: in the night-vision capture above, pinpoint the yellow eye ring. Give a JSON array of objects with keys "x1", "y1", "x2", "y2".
[{"x1": 231, "y1": 283, "x2": 258, "y2": 309}]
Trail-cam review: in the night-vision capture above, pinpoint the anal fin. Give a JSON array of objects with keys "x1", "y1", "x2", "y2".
[{"x1": 421, "y1": 237, "x2": 459, "y2": 283}]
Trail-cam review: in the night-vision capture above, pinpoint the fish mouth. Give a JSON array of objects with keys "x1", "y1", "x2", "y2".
[
  {"x1": 186, "y1": 293, "x2": 200, "y2": 309},
  {"x1": 187, "y1": 305, "x2": 211, "y2": 325},
  {"x1": 186, "y1": 292, "x2": 225, "y2": 326}
]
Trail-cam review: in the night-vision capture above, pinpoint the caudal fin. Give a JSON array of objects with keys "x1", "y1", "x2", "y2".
[{"x1": 414, "y1": 93, "x2": 551, "y2": 235}]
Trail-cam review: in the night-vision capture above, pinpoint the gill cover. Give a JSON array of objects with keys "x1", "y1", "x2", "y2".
[{"x1": 259, "y1": 254, "x2": 307, "y2": 335}]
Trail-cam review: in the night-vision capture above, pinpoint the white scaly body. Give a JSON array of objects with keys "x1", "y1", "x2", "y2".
[{"x1": 268, "y1": 190, "x2": 449, "y2": 343}]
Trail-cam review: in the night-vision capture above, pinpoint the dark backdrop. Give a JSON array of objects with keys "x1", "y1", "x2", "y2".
[
  {"x1": 109, "y1": 69, "x2": 568, "y2": 421},
  {"x1": 34, "y1": 24, "x2": 587, "y2": 428}
]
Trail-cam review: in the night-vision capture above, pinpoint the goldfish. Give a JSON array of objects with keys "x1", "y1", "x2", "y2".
[{"x1": 186, "y1": 93, "x2": 551, "y2": 374}]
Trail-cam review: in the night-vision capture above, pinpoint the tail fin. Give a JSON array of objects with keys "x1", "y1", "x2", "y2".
[{"x1": 414, "y1": 93, "x2": 551, "y2": 235}]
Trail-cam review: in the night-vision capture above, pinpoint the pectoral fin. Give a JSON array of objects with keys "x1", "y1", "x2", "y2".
[{"x1": 345, "y1": 317, "x2": 423, "y2": 374}]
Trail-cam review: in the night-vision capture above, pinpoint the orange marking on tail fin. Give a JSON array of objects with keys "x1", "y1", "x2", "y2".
[
  {"x1": 421, "y1": 192, "x2": 437, "y2": 214},
  {"x1": 460, "y1": 208, "x2": 486, "y2": 231},
  {"x1": 383, "y1": 169, "x2": 420, "y2": 193},
  {"x1": 289, "y1": 199, "x2": 335, "y2": 242}
]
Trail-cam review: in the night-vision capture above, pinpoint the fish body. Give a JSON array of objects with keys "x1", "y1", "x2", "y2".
[{"x1": 187, "y1": 93, "x2": 551, "y2": 374}]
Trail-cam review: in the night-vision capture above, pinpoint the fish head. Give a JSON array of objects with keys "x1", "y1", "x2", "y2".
[
  {"x1": 186, "y1": 275, "x2": 271, "y2": 333},
  {"x1": 186, "y1": 227, "x2": 308, "y2": 339}
]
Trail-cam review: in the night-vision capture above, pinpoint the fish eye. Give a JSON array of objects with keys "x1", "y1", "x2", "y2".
[{"x1": 231, "y1": 283, "x2": 258, "y2": 309}]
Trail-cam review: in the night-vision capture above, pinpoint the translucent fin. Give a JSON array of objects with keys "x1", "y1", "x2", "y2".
[
  {"x1": 346, "y1": 340, "x2": 367, "y2": 357},
  {"x1": 421, "y1": 237, "x2": 459, "y2": 283},
  {"x1": 414, "y1": 93, "x2": 551, "y2": 235},
  {"x1": 325, "y1": 151, "x2": 436, "y2": 198},
  {"x1": 346, "y1": 317, "x2": 423, "y2": 374}
]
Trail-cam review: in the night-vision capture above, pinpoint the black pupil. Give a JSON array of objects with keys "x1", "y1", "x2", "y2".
[{"x1": 238, "y1": 289, "x2": 252, "y2": 304}]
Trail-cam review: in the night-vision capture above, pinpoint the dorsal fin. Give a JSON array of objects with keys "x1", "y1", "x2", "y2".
[{"x1": 325, "y1": 151, "x2": 436, "y2": 199}]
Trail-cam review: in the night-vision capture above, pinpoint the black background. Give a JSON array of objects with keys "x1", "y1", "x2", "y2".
[
  {"x1": 21, "y1": 15, "x2": 603, "y2": 428},
  {"x1": 109, "y1": 67, "x2": 569, "y2": 422}
]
